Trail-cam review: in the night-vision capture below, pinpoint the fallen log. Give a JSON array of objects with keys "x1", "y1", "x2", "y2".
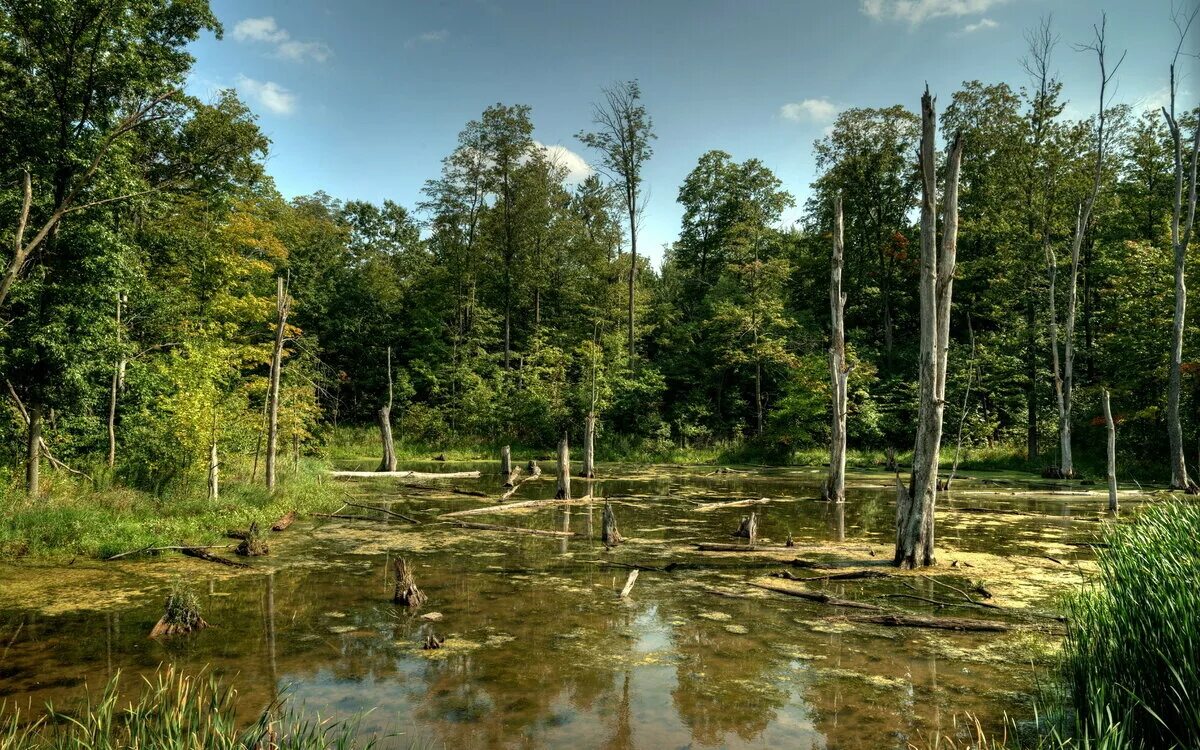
[
  {"x1": 695, "y1": 497, "x2": 771, "y2": 512},
  {"x1": 181, "y1": 547, "x2": 248, "y2": 568},
  {"x1": 503, "y1": 466, "x2": 522, "y2": 488},
  {"x1": 696, "y1": 543, "x2": 791, "y2": 552},
  {"x1": 271, "y1": 511, "x2": 296, "y2": 531},
  {"x1": 747, "y1": 581, "x2": 884, "y2": 611},
  {"x1": 106, "y1": 544, "x2": 231, "y2": 561},
  {"x1": 454, "y1": 521, "x2": 577, "y2": 538},
  {"x1": 500, "y1": 462, "x2": 542, "y2": 501},
  {"x1": 839, "y1": 613, "x2": 1012, "y2": 632},
  {"x1": 440, "y1": 495, "x2": 593, "y2": 519},
  {"x1": 618, "y1": 570, "x2": 639, "y2": 598},
  {"x1": 773, "y1": 569, "x2": 888, "y2": 582},
  {"x1": 328, "y1": 470, "x2": 481, "y2": 480},
  {"x1": 344, "y1": 500, "x2": 419, "y2": 524}
]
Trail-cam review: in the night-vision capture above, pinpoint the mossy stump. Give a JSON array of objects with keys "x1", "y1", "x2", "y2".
[
  {"x1": 149, "y1": 587, "x2": 209, "y2": 638},
  {"x1": 393, "y1": 557, "x2": 427, "y2": 608}
]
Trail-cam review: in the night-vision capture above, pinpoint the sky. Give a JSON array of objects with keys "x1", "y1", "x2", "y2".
[{"x1": 186, "y1": 0, "x2": 1199, "y2": 266}]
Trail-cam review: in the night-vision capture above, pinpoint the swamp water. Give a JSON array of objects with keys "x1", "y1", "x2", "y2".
[{"x1": 0, "y1": 463, "x2": 1123, "y2": 748}]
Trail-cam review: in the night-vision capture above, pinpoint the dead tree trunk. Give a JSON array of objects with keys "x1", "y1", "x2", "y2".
[
  {"x1": 266, "y1": 276, "x2": 290, "y2": 492},
  {"x1": 556, "y1": 433, "x2": 571, "y2": 500},
  {"x1": 208, "y1": 439, "x2": 219, "y2": 501},
  {"x1": 26, "y1": 402, "x2": 41, "y2": 497},
  {"x1": 894, "y1": 89, "x2": 962, "y2": 569},
  {"x1": 602, "y1": 501, "x2": 623, "y2": 546},
  {"x1": 106, "y1": 292, "x2": 127, "y2": 469},
  {"x1": 392, "y1": 558, "x2": 427, "y2": 608},
  {"x1": 732, "y1": 512, "x2": 758, "y2": 545},
  {"x1": 582, "y1": 413, "x2": 596, "y2": 478},
  {"x1": 1102, "y1": 388, "x2": 1118, "y2": 512},
  {"x1": 825, "y1": 194, "x2": 848, "y2": 504},
  {"x1": 1163, "y1": 19, "x2": 1200, "y2": 492},
  {"x1": 500, "y1": 445, "x2": 512, "y2": 477},
  {"x1": 377, "y1": 346, "x2": 397, "y2": 472}
]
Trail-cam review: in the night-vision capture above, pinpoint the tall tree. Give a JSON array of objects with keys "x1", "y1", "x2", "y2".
[
  {"x1": 578, "y1": 81, "x2": 655, "y2": 363},
  {"x1": 825, "y1": 195, "x2": 848, "y2": 503}
]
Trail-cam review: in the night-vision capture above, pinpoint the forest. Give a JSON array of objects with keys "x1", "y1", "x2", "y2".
[{"x1": 1, "y1": 1, "x2": 1199, "y2": 750}]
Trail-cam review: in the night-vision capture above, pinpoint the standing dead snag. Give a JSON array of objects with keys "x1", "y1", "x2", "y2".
[
  {"x1": 582, "y1": 413, "x2": 596, "y2": 478},
  {"x1": 895, "y1": 89, "x2": 963, "y2": 569},
  {"x1": 556, "y1": 434, "x2": 571, "y2": 500},
  {"x1": 1162, "y1": 6, "x2": 1200, "y2": 492},
  {"x1": 377, "y1": 346, "x2": 397, "y2": 472},
  {"x1": 732, "y1": 512, "x2": 758, "y2": 545},
  {"x1": 1102, "y1": 389, "x2": 1118, "y2": 513},
  {"x1": 500, "y1": 445, "x2": 512, "y2": 477},
  {"x1": 826, "y1": 194, "x2": 848, "y2": 504},
  {"x1": 393, "y1": 558, "x2": 427, "y2": 608},
  {"x1": 107, "y1": 292, "x2": 127, "y2": 468},
  {"x1": 265, "y1": 275, "x2": 291, "y2": 492},
  {"x1": 602, "y1": 501, "x2": 623, "y2": 546},
  {"x1": 207, "y1": 438, "x2": 219, "y2": 500}
]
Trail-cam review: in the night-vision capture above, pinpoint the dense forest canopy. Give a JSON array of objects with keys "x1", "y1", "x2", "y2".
[{"x1": 1, "y1": 0, "x2": 1198, "y2": 492}]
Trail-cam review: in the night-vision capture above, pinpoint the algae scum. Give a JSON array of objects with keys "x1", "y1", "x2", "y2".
[{"x1": 0, "y1": 463, "x2": 1119, "y2": 748}]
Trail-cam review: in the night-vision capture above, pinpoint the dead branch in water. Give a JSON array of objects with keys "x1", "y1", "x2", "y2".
[
  {"x1": 328, "y1": 470, "x2": 481, "y2": 480},
  {"x1": 837, "y1": 613, "x2": 1013, "y2": 632},
  {"x1": 106, "y1": 544, "x2": 231, "y2": 561},
  {"x1": 618, "y1": 570, "x2": 639, "y2": 598},
  {"x1": 440, "y1": 495, "x2": 594, "y2": 519},
  {"x1": 181, "y1": 547, "x2": 249, "y2": 568},
  {"x1": 344, "y1": 500, "x2": 419, "y2": 524}
]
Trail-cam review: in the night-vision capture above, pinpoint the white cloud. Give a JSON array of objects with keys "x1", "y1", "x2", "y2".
[
  {"x1": 780, "y1": 98, "x2": 841, "y2": 124},
  {"x1": 407, "y1": 29, "x2": 449, "y2": 47},
  {"x1": 236, "y1": 75, "x2": 296, "y2": 115},
  {"x1": 960, "y1": 17, "x2": 998, "y2": 33},
  {"x1": 232, "y1": 16, "x2": 331, "y2": 63},
  {"x1": 536, "y1": 142, "x2": 593, "y2": 183},
  {"x1": 860, "y1": 0, "x2": 1007, "y2": 26}
]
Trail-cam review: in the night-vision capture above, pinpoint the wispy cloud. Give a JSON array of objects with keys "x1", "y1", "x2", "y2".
[
  {"x1": 407, "y1": 29, "x2": 450, "y2": 47},
  {"x1": 780, "y1": 98, "x2": 841, "y2": 124},
  {"x1": 233, "y1": 16, "x2": 331, "y2": 63},
  {"x1": 236, "y1": 75, "x2": 297, "y2": 115},
  {"x1": 959, "y1": 17, "x2": 998, "y2": 34},
  {"x1": 860, "y1": 0, "x2": 1007, "y2": 26},
  {"x1": 536, "y1": 142, "x2": 593, "y2": 183}
]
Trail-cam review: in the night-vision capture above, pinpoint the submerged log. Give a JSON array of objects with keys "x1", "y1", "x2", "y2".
[
  {"x1": 329, "y1": 470, "x2": 481, "y2": 480},
  {"x1": 106, "y1": 544, "x2": 231, "y2": 561},
  {"x1": 454, "y1": 521, "x2": 577, "y2": 538},
  {"x1": 271, "y1": 511, "x2": 296, "y2": 531},
  {"x1": 695, "y1": 543, "x2": 792, "y2": 552},
  {"x1": 618, "y1": 569, "x2": 639, "y2": 598},
  {"x1": 748, "y1": 581, "x2": 884, "y2": 611},
  {"x1": 840, "y1": 613, "x2": 1012, "y2": 632},
  {"x1": 181, "y1": 547, "x2": 248, "y2": 568},
  {"x1": 602, "y1": 501, "x2": 623, "y2": 546},
  {"x1": 393, "y1": 558, "x2": 427, "y2": 608},
  {"x1": 440, "y1": 495, "x2": 593, "y2": 519}
]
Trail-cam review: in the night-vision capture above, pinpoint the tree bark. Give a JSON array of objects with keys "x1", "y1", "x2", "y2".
[
  {"x1": 825, "y1": 194, "x2": 848, "y2": 503},
  {"x1": 582, "y1": 413, "x2": 596, "y2": 478},
  {"x1": 1102, "y1": 388, "x2": 1117, "y2": 513},
  {"x1": 377, "y1": 346, "x2": 397, "y2": 472},
  {"x1": 602, "y1": 501, "x2": 623, "y2": 546},
  {"x1": 266, "y1": 276, "x2": 289, "y2": 492},
  {"x1": 208, "y1": 439, "x2": 219, "y2": 500},
  {"x1": 106, "y1": 292, "x2": 126, "y2": 469},
  {"x1": 26, "y1": 403, "x2": 42, "y2": 497},
  {"x1": 500, "y1": 445, "x2": 512, "y2": 477},
  {"x1": 556, "y1": 433, "x2": 571, "y2": 500},
  {"x1": 895, "y1": 90, "x2": 961, "y2": 569}
]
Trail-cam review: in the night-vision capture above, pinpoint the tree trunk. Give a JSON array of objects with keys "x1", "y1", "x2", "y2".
[
  {"x1": 556, "y1": 433, "x2": 571, "y2": 500},
  {"x1": 582, "y1": 413, "x2": 596, "y2": 478},
  {"x1": 266, "y1": 276, "x2": 289, "y2": 492},
  {"x1": 1102, "y1": 388, "x2": 1117, "y2": 513},
  {"x1": 208, "y1": 439, "x2": 219, "y2": 501},
  {"x1": 106, "y1": 292, "x2": 126, "y2": 469},
  {"x1": 826, "y1": 194, "x2": 848, "y2": 503},
  {"x1": 628, "y1": 212, "x2": 637, "y2": 364},
  {"x1": 500, "y1": 445, "x2": 512, "y2": 476},
  {"x1": 602, "y1": 501, "x2": 623, "y2": 546},
  {"x1": 895, "y1": 90, "x2": 961, "y2": 569},
  {"x1": 1025, "y1": 298, "x2": 1039, "y2": 460},
  {"x1": 377, "y1": 346, "x2": 397, "y2": 472},
  {"x1": 26, "y1": 402, "x2": 42, "y2": 497}
]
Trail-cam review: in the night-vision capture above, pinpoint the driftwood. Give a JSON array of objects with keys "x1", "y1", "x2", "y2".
[
  {"x1": 181, "y1": 547, "x2": 248, "y2": 568},
  {"x1": 839, "y1": 613, "x2": 1012, "y2": 632},
  {"x1": 271, "y1": 511, "x2": 296, "y2": 531},
  {"x1": 399, "y1": 483, "x2": 487, "y2": 497},
  {"x1": 440, "y1": 495, "x2": 593, "y2": 519},
  {"x1": 694, "y1": 497, "x2": 771, "y2": 512},
  {"x1": 503, "y1": 466, "x2": 522, "y2": 488},
  {"x1": 393, "y1": 558, "x2": 427, "y2": 608},
  {"x1": 328, "y1": 470, "x2": 481, "y2": 480},
  {"x1": 602, "y1": 501, "x2": 623, "y2": 546},
  {"x1": 731, "y1": 512, "x2": 758, "y2": 544},
  {"x1": 618, "y1": 570, "x2": 639, "y2": 598},
  {"x1": 748, "y1": 581, "x2": 884, "y2": 611},
  {"x1": 454, "y1": 521, "x2": 577, "y2": 538},
  {"x1": 106, "y1": 544, "x2": 230, "y2": 561},
  {"x1": 772, "y1": 569, "x2": 888, "y2": 582},
  {"x1": 344, "y1": 500, "x2": 419, "y2": 524}
]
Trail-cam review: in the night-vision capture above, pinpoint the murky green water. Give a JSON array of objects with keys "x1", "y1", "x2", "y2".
[{"x1": 0, "y1": 463, "x2": 1118, "y2": 748}]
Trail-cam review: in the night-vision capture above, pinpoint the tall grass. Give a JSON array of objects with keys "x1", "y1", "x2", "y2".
[
  {"x1": 1061, "y1": 501, "x2": 1200, "y2": 749},
  {"x1": 0, "y1": 665, "x2": 379, "y2": 749}
]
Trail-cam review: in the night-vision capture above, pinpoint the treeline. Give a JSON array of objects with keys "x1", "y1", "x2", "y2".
[{"x1": 1, "y1": 2, "x2": 1198, "y2": 494}]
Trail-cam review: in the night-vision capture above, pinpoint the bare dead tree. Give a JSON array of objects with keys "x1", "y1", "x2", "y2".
[
  {"x1": 1162, "y1": 4, "x2": 1200, "y2": 492},
  {"x1": 895, "y1": 89, "x2": 963, "y2": 569},
  {"x1": 265, "y1": 275, "x2": 291, "y2": 492},
  {"x1": 578, "y1": 81, "x2": 655, "y2": 363},
  {"x1": 1102, "y1": 388, "x2": 1118, "y2": 513},
  {"x1": 377, "y1": 346, "x2": 397, "y2": 472},
  {"x1": 825, "y1": 194, "x2": 848, "y2": 503},
  {"x1": 106, "y1": 292, "x2": 128, "y2": 468}
]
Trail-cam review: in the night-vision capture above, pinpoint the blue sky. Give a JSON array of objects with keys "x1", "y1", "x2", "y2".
[{"x1": 187, "y1": 0, "x2": 1197, "y2": 265}]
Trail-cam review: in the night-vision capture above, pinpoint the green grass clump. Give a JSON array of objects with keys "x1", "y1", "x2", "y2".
[
  {"x1": 0, "y1": 665, "x2": 379, "y2": 749},
  {"x1": 161, "y1": 584, "x2": 203, "y2": 630},
  {"x1": 1061, "y1": 501, "x2": 1200, "y2": 749}
]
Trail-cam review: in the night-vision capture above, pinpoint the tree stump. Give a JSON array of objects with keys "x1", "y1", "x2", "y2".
[
  {"x1": 500, "y1": 445, "x2": 512, "y2": 476},
  {"x1": 235, "y1": 521, "x2": 269, "y2": 556},
  {"x1": 149, "y1": 587, "x2": 209, "y2": 638},
  {"x1": 602, "y1": 501, "x2": 623, "y2": 546},
  {"x1": 422, "y1": 633, "x2": 444, "y2": 649},
  {"x1": 732, "y1": 512, "x2": 758, "y2": 545},
  {"x1": 393, "y1": 557, "x2": 427, "y2": 608},
  {"x1": 556, "y1": 433, "x2": 571, "y2": 500},
  {"x1": 885, "y1": 446, "x2": 898, "y2": 472}
]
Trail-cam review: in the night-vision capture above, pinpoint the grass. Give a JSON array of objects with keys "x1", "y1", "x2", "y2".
[
  {"x1": 0, "y1": 665, "x2": 381, "y2": 749},
  {"x1": 0, "y1": 455, "x2": 345, "y2": 562}
]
